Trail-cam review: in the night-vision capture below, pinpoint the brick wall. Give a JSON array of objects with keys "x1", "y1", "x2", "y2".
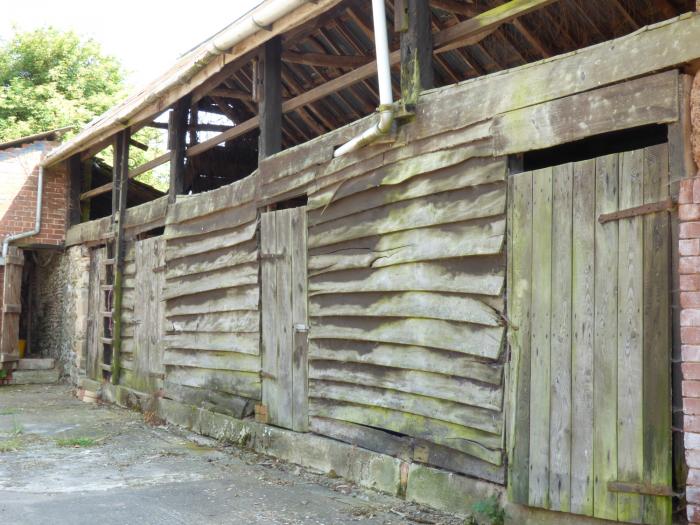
[
  {"x1": 0, "y1": 140, "x2": 67, "y2": 247},
  {"x1": 683, "y1": 71, "x2": 700, "y2": 523}
]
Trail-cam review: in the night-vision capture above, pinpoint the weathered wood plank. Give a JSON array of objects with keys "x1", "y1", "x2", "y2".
[
  {"x1": 310, "y1": 290, "x2": 503, "y2": 327},
  {"x1": 164, "y1": 203, "x2": 257, "y2": 241},
  {"x1": 308, "y1": 217, "x2": 505, "y2": 273},
  {"x1": 163, "y1": 332, "x2": 259, "y2": 355},
  {"x1": 166, "y1": 240, "x2": 257, "y2": 280},
  {"x1": 309, "y1": 360, "x2": 502, "y2": 411},
  {"x1": 164, "y1": 381, "x2": 255, "y2": 419},
  {"x1": 261, "y1": 211, "x2": 281, "y2": 427},
  {"x1": 309, "y1": 379, "x2": 502, "y2": 434},
  {"x1": 309, "y1": 258, "x2": 504, "y2": 297},
  {"x1": 275, "y1": 209, "x2": 294, "y2": 430},
  {"x1": 593, "y1": 153, "x2": 619, "y2": 521},
  {"x1": 310, "y1": 316, "x2": 504, "y2": 360},
  {"x1": 308, "y1": 148, "x2": 503, "y2": 214},
  {"x1": 290, "y1": 207, "x2": 309, "y2": 432},
  {"x1": 617, "y1": 149, "x2": 645, "y2": 523},
  {"x1": 492, "y1": 71, "x2": 679, "y2": 156},
  {"x1": 166, "y1": 285, "x2": 259, "y2": 317},
  {"x1": 641, "y1": 143, "x2": 673, "y2": 525},
  {"x1": 570, "y1": 158, "x2": 596, "y2": 516},
  {"x1": 165, "y1": 221, "x2": 257, "y2": 261},
  {"x1": 549, "y1": 162, "x2": 573, "y2": 513},
  {"x1": 309, "y1": 398, "x2": 502, "y2": 465},
  {"x1": 163, "y1": 349, "x2": 260, "y2": 372},
  {"x1": 308, "y1": 183, "x2": 505, "y2": 248},
  {"x1": 309, "y1": 339, "x2": 502, "y2": 385},
  {"x1": 528, "y1": 167, "x2": 552, "y2": 509},
  {"x1": 163, "y1": 262, "x2": 258, "y2": 300},
  {"x1": 165, "y1": 366, "x2": 261, "y2": 400},
  {"x1": 166, "y1": 310, "x2": 259, "y2": 334},
  {"x1": 507, "y1": 169, "x2": 533, "y2": 505}
]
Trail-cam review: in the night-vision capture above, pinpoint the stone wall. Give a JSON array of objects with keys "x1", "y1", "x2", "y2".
[
  {"x1": 682, "y1": 71, "x2": 700, "y2": 524},
  {"x1": 30, "y1": 246, "x2": 89, "y2": 383}
]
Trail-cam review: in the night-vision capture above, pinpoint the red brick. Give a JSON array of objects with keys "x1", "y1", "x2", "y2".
[
  {"x1": 689, "y1": 504, "x2": 700, "y2": 523},
  {"x1": 683, "y1": 275, "x2": 700, "y2": 291},
  {"x1": 687, "y1": 398, "x2": 700, "y2": 415},
  {"x1": 681, "y1": 179, "x2": 694, "y2": 204},
  {"x1": 690, "y1": 467, "x2": 700, "y2": 486},
  {"x1": 684, "y1": 310, "x2": 700, "y2": 327},
  {"x1": 683, "y1": 239, "x2": 700, "y2": 257},
  {"x1": 685, "y1": 380, "x2": 700, "y2": 398},
  {"x1": 694, "y1": 177, "x2": 700, "y2": 203},
  {"x1": 683, "y1": 293, "x2": 700, "y2": 309},
  {"x1": 685, "y1": 345, "x2": 700, "y2": 362},
  {"x1": 688, "y1": 445, "x2": 700, "y2": 466},
  {"x1": 682, "y1": 222, "x2": 700, "y2": 239},
  {"x1": 682, "y1": 257, "x2": 700, "y2": 275},
  {"x1": 686, "y1": 363, "x2": 700, "y2": 380},
  {"x1": 684, "y1": 327, "x2": 700, "y2": 344},
  {"x1": 682, "y1": 204, "x2": 700, "y2": 221}
]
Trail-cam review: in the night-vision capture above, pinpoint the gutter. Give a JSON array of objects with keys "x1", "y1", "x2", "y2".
[
  {"x1": 1, "y1": 165, "x2": 43, "y2": 265},
  {"x1": 43, "y1": 0, "x2": 316, "y2": 168},
  {"x1": 334, "y1": 0, "x2": 395, "y2": 157}
]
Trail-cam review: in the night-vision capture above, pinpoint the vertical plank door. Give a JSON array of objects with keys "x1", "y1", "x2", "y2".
[
  {"x1": 87, "y1": 247, "x2": 105, "y2": 381},
  {"x1": 0, "y1": 246, "x2": 24, "y2": 363},
  {"x1": 507, "y1": 145, "x2": 673, "y2": 525},
  {"x1": 133, "y1": 237, "x2": 166, "y2": 392},
  {"x1": 261, "y1": 207, "x2": 309, "y2": 432}
]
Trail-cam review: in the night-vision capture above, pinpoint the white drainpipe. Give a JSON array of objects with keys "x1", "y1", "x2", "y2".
[
  {"x1": 334, "y1": 0, "x2": 395, "y2": 157},
  {"x1": 2, "y1": 165, "x2": 43, "y2": 263}
]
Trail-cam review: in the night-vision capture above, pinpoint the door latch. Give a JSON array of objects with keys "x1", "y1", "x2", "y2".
[{"x1": 294, "y1": 324, "x2": 309, "y2": 333}]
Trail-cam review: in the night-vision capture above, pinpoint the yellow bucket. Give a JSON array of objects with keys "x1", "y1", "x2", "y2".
[{"x1": 18, "y1": 340, "x2": 26, "y2": 359}]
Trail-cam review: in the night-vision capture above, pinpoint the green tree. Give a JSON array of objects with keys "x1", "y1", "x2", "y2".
[{"x1": 0, "y1": 27, "x2": 125, "y2": 141}]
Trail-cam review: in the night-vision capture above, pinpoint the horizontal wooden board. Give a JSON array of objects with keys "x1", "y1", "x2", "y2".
[
  {"x1": 163, "y1": 262, "x2": 258, "y2": 300},
  {"x1": 309, "y1": 257, "x2": 505, "y2": 297},
  {"x1": 310, "y1": 379, "x2": 502, "y2": 434},
  {"x1": 163, "y1": 348, "x2": 260, "y2": 372},
  {"x1": 310, "y1": 316, "x2": 504, "y2": 359},
  {"x1": 309, "y1": 398, "x2": 502, "y2": 465},
  {"x1": 309, "y1": 339, "x2": 502, "y2": 384},
  {"x1": 308, "y1": 183, "x2": 505, "y2": 249},
  {"x1": 163, "y1": 332, "x2": 259, "y2": 355},
  {"x1": 163, "y1": 381, "x2": 255, "y2": 418},
  {"x1": 492, "y1": 71, "x2": 679, "y2": 156},
  {"x1": 165, "y1": 203, "x2": 257, "y2": 241},
  {"x1": 165, "y1": 366, "x2": 261, "y2": 400},
  {"x1": 308, "y1": 217, "x2": 504, "y2": 273},
  {"x1": 309, "y1": 155, "x2": 505, "y2": 221},
  {"x1": 309, "y1": 360, "x2": 502, "y2": 410},
  {"x1": 166, "y1": 310, "x2": 259, "y2": 334},
  {"x1": 166, "y1": 174, "x2": 256, "y2": 225},
  {"x1": 166, "y1": 285, "x2": 259, "y2": 316},
  {"x1": 165, "y1": 240, "x2": 258, "y2": 279},
  {"x1": 165, "y1": 221, "x2": 257, "y2": 261}
]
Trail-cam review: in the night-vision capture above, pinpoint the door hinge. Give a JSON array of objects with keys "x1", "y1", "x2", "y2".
[
  {"x1": 598, "y1": 197, "x2": 674, "y2": 224},
  {"x1": 260, "y1": 252, "x2": 286, "y2": 260},
  {"x1": 294, "y1": 324, "x2": 309, "y2": 333}
]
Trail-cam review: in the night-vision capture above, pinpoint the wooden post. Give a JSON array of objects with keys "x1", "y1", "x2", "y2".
[
  {"x1": 111, "y1": 128, "x2": 130, "y2": 385},
  {"x1": 168, "y1": 96, "x2": 190, "y2": 203},
  {"x1": 80, "y1": 159, "x2": 93, "y2": 222},
  {"x1": 400, "y1": 0, "x2": 434, "y2": 109},
  {"x1": 67, "y1": 155, "x2": 82, "y2": 226},
  {"x1": 258, "y1": 36, "x2": 283, "y2": 161}
]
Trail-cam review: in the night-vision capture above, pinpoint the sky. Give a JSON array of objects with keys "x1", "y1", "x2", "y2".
[{"x1": 1, "y1": 0, "x2": 263, "y2": 89}]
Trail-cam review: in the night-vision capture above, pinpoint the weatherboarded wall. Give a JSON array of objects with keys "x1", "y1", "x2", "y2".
[{"x1": 161, "y1": 176, "x2": 261, "y2": 418}]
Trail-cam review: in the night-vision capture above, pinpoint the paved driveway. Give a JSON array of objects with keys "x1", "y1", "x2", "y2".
[{"x1": 0, "y1": 384, "x2": 462, "y2": 525}]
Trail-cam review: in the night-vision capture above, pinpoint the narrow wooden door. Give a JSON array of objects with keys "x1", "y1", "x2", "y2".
[
  {"x1": 0, "y1": 247, "x2": 24, "y2": 363},
  {"x1": 508, "y1": 144, "x2": 672, "y2": 524},
  {"x1": 261, "y1": 207, "x2": 309, "y2": 432},
  {"x1": 132, "y1": 237, "x2": 165, "y2": 391},
  {"x1": 86, "y1": 247, "x2": 105, "y2": 380}
]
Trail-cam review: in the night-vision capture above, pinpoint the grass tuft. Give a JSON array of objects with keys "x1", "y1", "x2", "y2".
[
  {"x1": 55, "y1": 437, "x2": 100, "y2": 448},
  {"x1": 0, "y1": 437, "x2": 23, "y2": 453}
]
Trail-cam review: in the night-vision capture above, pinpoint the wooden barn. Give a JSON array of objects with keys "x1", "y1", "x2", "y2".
[{"x1": 12, "y1": 0, "x2": 700, "y2": 522}]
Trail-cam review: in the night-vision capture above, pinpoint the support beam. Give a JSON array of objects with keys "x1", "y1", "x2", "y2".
[
  {"x1": 67, "y1": 154, "x2": 82, "y2": 226},
  {"x1": 432, "y1": 0, "x2": 559, "y2": 54},
  {"x1": 259, "y1": 36, "x2": 283, "y2": 160},
  {"x1": 111, "y1": 128, "x2": 130, "y2": 385},
  {"x1": 168, "y1": 96, "x2": 190, "y2": 203},
  {"x1": 209, "y1": 87, "x2": 254, "y2": 101},
  {"x1": 430, "y1": 0, "x2": 478, "y2": 16},
  {"x1": 400, "y1": 0, "x2": 434, "y2": 108},
  {"x1": 282, "y1": 50, "x2": 372, "y2": 68},
  {"x1": 80, "y1": 159, "x2": 92, "y2": 222}
]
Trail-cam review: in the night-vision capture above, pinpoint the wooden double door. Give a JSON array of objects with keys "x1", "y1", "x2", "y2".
[
  {"x1": 261, "y1": 207, "x2": 309, "y2": 432},
  {"x1": 508, "y1": 144, "x2": 673, "y2": 524}
]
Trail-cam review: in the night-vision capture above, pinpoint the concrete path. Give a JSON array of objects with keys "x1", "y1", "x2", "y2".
[{"x1": 0, "y1": 385, "x2": 464, "y2": 525}]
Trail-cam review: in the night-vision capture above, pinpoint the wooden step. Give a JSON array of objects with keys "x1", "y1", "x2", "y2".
[
  {"x1": 16, "y1": 358, "x2": 55, "y2": 371},
  {"x1": 8, "y1": 369, "x2": 60, "y2": 385},
  {"x1": 101, "y1": 285, "x2": 114, "y2": 292},
  {"x1": 104, "y1": 258, "x2": 115, "y2": 266},
  {"x1": 100, "y1": 363, "x2": 113, "y2": 373},
  {"x1": 100, "y1": 337, "x2": 113, "y2": 345},
  {"x1": 101, "y1": 311, "x2": 113, "y2": 318}
]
